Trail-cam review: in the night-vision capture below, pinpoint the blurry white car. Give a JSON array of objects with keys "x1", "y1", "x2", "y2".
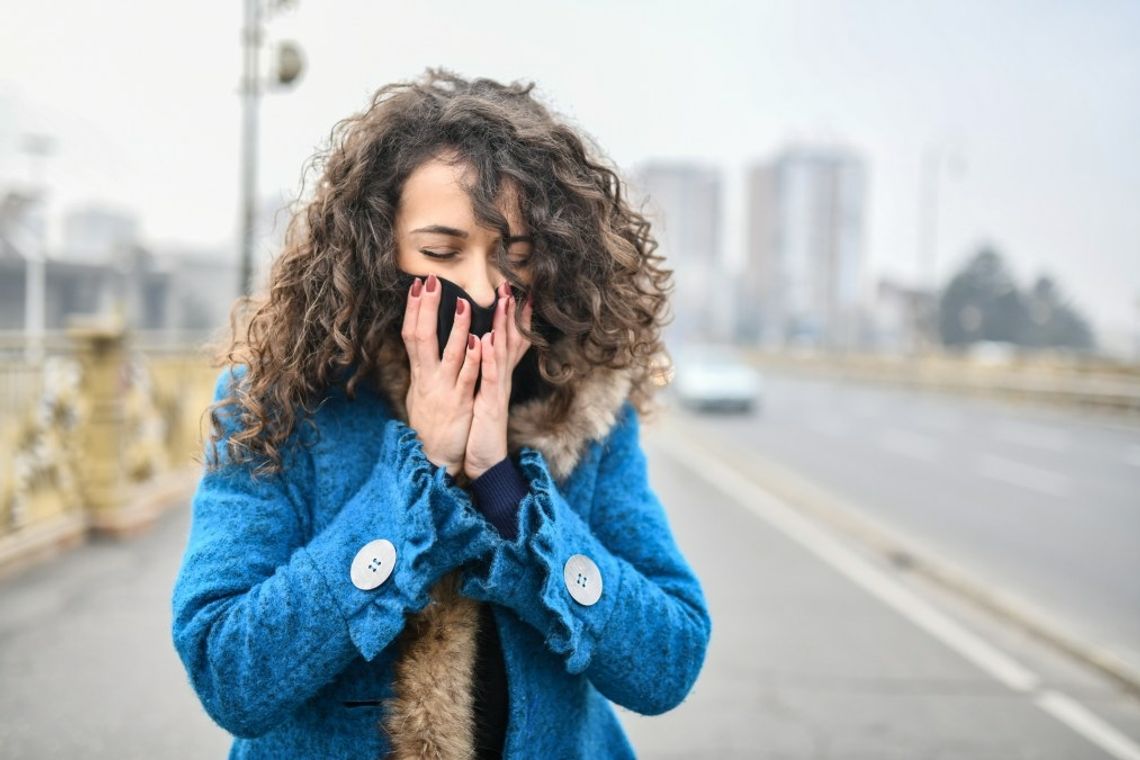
[{"x1": 669, "y1": 344, "x2": 764, "y2": 413}]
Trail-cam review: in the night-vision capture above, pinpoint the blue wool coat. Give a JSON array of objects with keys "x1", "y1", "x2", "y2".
[{"x1": 170, "y1": 363, "x2": 710, "y2": 759}]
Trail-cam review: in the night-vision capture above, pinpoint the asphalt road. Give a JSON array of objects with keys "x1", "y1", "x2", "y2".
[
  {"x1": 662, "y1": 371, "x2": 1140, "y2": 681},
  {"x1": 0, "y1": 388, "x2": 1138, "y2": 757},
  {"x1": 620, "y1": 420, "x2": 1140, "y2": 758}
]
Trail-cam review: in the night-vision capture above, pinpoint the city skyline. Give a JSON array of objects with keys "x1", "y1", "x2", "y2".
[
  {"x1": 1, "y1": 0, "x2": 1137, "y2": 339},
  {"x1": 741, "y1": 147, "x2": 867, "y2": 349},
  {"x1": 633, "y1": 161, "x2": 727, "y2": 344}
]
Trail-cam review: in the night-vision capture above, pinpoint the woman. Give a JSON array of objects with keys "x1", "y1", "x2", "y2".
[{"x1": 171, "y1": 68, "x2": 711, "y2": 759}]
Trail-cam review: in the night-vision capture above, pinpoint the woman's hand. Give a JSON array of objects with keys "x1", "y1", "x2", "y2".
[
  {"x1": 402, "y1": 274, "x2": 483, "y2": 478},
  {"x1": 464, "y1": 281, "x2": 534, "y2": 480}
]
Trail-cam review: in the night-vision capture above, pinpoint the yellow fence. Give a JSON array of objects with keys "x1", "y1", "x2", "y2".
[{"x1": 0, "y1": 323, "x2": 218, "y2": 578}]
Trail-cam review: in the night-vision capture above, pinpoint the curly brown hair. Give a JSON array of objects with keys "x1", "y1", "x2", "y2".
[{"x1": 203, "y1": 67, "x2": 674, "y2": 477}]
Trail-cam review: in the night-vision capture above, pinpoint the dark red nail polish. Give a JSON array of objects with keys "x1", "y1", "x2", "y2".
[
  {"x1": 426, "y1": 274, "x2": 438, "y2": 293},
  {"x1": 468, "y1": 334, "x2": 476, "y2": 350},
  {"x1": 456, "y1": 297, "x2": 466, "y2": 315},
  {"x1": 411, "y1": 278, "x2": 422, "y2": 297}
]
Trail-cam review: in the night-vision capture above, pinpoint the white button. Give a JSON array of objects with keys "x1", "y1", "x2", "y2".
[
  {"x1": 563, "y1": 553, "x2": 602, "y2": 606},
  {"x1": 351, "y1": 539, "x2": 396, "y2": 590}
]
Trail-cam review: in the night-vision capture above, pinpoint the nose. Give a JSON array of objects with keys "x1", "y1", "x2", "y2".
[
  {"x1": 466, "y1": 279, "x2": 497, "y2": 310},
  {"x1": 459, "y1": 260, "x2": 505, "y2": 310}
]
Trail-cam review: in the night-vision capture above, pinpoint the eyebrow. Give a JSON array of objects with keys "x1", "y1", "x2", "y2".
[{"x1": 410, "y1": 224, "x2": 533, "y2": 245}]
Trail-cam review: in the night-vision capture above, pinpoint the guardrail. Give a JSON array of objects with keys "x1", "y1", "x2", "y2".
[{"x1": 741, "y1": 349, "x2": 1140, "y2": 416}]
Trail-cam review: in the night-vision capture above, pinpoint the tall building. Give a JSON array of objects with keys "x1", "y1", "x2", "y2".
[
  {"x1": 739, "y1": 146, "x2": 866, "y2": 349},
  {"x1": 630, "y1": 161, "x2": 725, "y2": 344}
]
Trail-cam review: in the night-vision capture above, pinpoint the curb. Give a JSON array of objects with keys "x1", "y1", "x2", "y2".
[
  {"x1": 0, "y1": 466, "x2": 200, "y2": 582},
  {"x1": 0, "y1": 511, "x2": 88, "y2": 583}
]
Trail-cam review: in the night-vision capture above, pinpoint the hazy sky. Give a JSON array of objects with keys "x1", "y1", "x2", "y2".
[{"x1": 2, "y1": 0, "x2": 1138, "y2": 334}]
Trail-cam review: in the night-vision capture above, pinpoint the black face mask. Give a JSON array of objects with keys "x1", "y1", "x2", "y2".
[{"x1": 393, "y1": 269, "x2": 558, "y2": 406}]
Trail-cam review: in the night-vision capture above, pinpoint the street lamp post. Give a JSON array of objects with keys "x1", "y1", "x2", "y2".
[
  {"x1": 20, "y1": 134, "x2": 55, "y2": 364},
  {"x1": 915, "y1": 140, "x2": 966, "y2": 352},
  {"x1": 238, "y1": 0, "x2": 261, "y2": 300},
  {"x1": 237, "y1": 0, "x2": 304, "y2": 300}
]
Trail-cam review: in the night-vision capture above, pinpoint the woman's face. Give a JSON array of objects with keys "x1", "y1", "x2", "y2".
[{"x1": 394, "y1": 155, "x2": 533, "y2": 309}]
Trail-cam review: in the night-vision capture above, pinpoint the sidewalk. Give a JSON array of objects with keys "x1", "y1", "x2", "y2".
[{"x1": 0, "y1": 491, "x2": 230, "y2": 759}]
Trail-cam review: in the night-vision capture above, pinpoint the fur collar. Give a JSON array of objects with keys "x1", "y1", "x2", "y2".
[{"x1": 371, "y1": 342, "x2": 633, "y2": 759}]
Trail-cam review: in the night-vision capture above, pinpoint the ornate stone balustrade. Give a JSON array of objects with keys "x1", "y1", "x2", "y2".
[{"x1": 0, "y1": 322, "x2": 217, "y2": 578}]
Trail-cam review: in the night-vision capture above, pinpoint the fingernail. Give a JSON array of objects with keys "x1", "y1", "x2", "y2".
[
  {"x1": 426, "y1": 274, "x2": 438, "y2": 293},
  {"x1": 490, "y1": 329, "x2": 495, "y2": 346},
  {"x1": 456, "y1": 297, "x2": 466, "y2": 316},
  {"x1": 468, "y1": 334, "x2": 476, "y2": 350},
  {"x1": 411, "y1": 277, "x2": 422, "y2": 297}
]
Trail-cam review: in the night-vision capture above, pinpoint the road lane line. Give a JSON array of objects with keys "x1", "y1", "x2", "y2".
[
  {"x1": 878, "y1": 428, "x2": 940, "y2": 464},
  {"x1": 651, "y1": 430, "x2": 1140, "y2": 760},
  {"x1": 1036, "y1": 691, "x2": 1140, "y2": 760},
  {"x1": 976, "y1": 453, "x2": 1070, "y2": 497},
  {"x1": 653, "y1": 432, "x2": 1039, "y2": 692},
  {"x1": 992, "y1": 421, "x2": 1071, "y2": 453}
]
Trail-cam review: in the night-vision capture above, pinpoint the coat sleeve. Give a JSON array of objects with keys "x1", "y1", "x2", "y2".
[
  {"x1": 458, "y1": 400, "x2": 711, "y2": 716},
  {"x1": 170, "y1": 366, "x2": 493, "y2": 739}
]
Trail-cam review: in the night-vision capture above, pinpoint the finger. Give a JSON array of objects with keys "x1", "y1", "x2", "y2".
[
  {"x1": 506, "y1": 292, "x2": 526, "y2": 354},
  {"x1": 504, "y1": 293, "x2": 528, "y2": 366},
  {"x1": 495, "y1": 294, "x2": 510, "y2": 367},
  {"x1": 440, "y1": 295, "x2": 472, "y2": 379},
  {"x1": 516, "y1": 293, "x2": 534, "y2": 360},
  {"x1": 480, "y1": 330, "x2": 499, "y2": 386},
  {"x1": 458, "y1": 332, "x2": 481, "y2": 395},
  {"x1": 400, "y1": 277, "x2": 423, "y2": 372},
  {"x1": 523, "y1": 292, "x2": 534, "y2": 330},
  {"x1": 413, "y1": 273, "x2": 441, "y2": 367},
  {"x1": 489, "y1": 284, "x2": 508, "y2": 363}
]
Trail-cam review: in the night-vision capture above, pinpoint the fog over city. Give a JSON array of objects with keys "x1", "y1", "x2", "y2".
[{"x1": 1, "y1": 0, "x2": 1138, "y2": 340}]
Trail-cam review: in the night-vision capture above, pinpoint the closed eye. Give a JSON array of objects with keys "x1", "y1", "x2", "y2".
[{"x1": 420, "y1": 248, "x2": 531, "y2": 265}]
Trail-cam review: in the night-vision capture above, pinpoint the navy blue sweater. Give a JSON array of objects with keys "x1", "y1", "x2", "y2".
[{"x1": 467, "y1": 456, "x2": 531, "y2": 758}]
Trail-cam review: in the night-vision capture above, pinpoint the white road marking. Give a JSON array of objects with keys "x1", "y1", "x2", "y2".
[
  {"x1": 653, "y1": 431, "x2": 1140, "y2": 760},
  {"x1": 993, "y1": 420, "x2": 1071, "y2": 453},
  {"x1": 976, "y1": 454, "x2": 1070, "y2": 498},
  {"x1": 878, "y1": 428, "x2": 940, "y2": 464},
  {"x1": 1035, "y1": 691, "x2": 1140, "y2": 760}
]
